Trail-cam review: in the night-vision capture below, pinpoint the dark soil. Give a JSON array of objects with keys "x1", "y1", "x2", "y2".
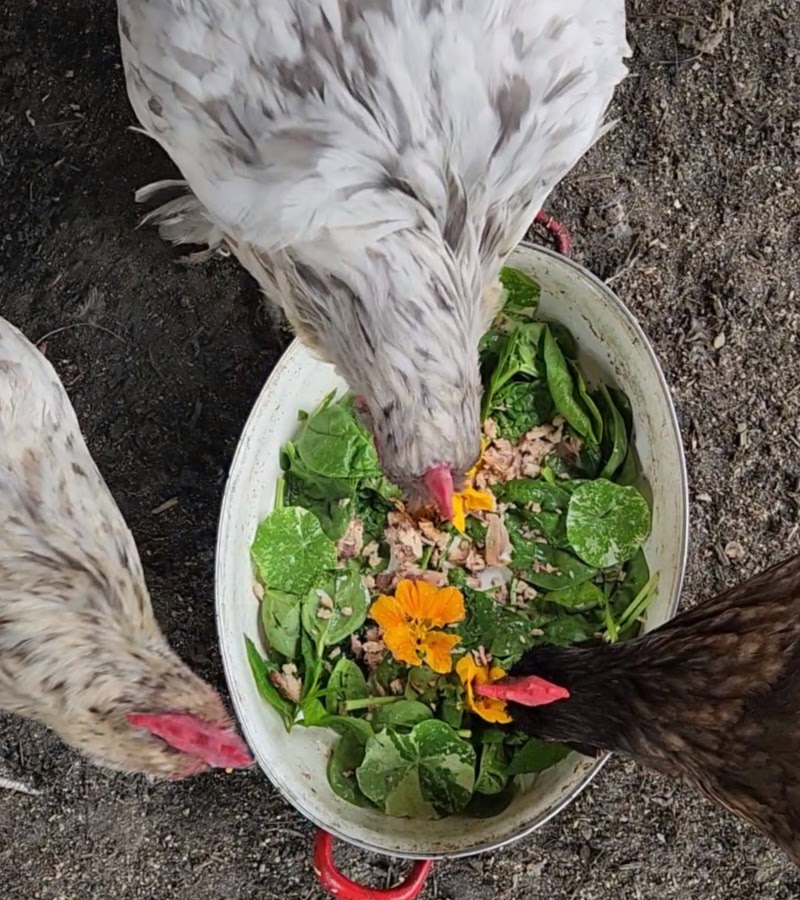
[{"x1": 1, "y1": 0, "x2": 799, "y2": 897}]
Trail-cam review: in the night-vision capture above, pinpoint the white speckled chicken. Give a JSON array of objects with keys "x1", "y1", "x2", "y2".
[
  {"x1": 118, "y1": 0, "x2": 629, "y2": 518},
  {"x1": 0, "y1": 316, "x2": 252, "y2": 788}
]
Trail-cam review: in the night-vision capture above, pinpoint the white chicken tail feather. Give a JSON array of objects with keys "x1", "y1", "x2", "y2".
[
  {"x1": 127, "y1": 125, "x2": 153, "y2": 139},
  {"x1": 135, "y1": 181, "x2": 226, "y2": 251},
  {"x1": 0, "y1": 775, "x2": 41, "y2": 795},
  {"x1": 134, "y1": 179, "x2": 191, "y2": 203},
  {"x1": 595, "y1": 117, "x2": 621, "y2": 145}
]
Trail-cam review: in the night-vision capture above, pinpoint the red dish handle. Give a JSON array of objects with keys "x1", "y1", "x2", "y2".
[
  {"x1": 313, "y1": 830, "x2": 433, "y2": 900},
  {"x1": 534, "y1": 210, "x2": 572, "y2": 257}
]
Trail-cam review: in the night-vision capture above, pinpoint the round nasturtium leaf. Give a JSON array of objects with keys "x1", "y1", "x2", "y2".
[
  {"x1": 566, "y1": 479, "x2": 651, "y2": 569},
  {"x1": 356, "y1": 720, "x2": 476, "y2": 819},
  {"x1": 251, "y1": 506, "x2": 337, "y2": 595}
]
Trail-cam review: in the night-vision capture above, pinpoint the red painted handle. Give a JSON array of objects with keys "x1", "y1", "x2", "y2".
[{"x1": 313, "y1": 830, "x2": 433, "y2": 900}]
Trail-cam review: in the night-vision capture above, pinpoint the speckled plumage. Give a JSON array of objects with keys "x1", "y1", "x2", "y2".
[
  {"x1": 0, "y1": 317, "x2": 243, "y2": 779},
  {"x1": 118, "y1": 0, "x2": 629, "y2": 495}
]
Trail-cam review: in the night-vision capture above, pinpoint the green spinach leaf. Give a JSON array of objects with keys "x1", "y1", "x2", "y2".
[
  {"x1": 499, "y1": 267, "x2": 541, "y2": 319},
  {"x1": 547, "y1": 321, "x2": 578, "y2": 360},
  {"x1": 456, "y1": 589, "x2": 497, "y2": 651},
  {"x1": 475, "y1": 740, "x2": 509, "y2": 796},
  {"x1": 404, "y1": 665, "x2": 440, "y2": 704},
  {"x1": 544, "y1": 581, "x2": 605, "y2": 612},
  {"x1": 283, "y1": 470, "x2": 354, "y2": 542},
  {"x1": 615, "y1": 443, "x2": 639, "y2": 488},
  {"x1": 541, "y1": 614, "x2": 598, "y2": 646},
  {"x1": 439, "y1": 680, "x2": 465, "y2": 730},
  {"x1": 568, "y1": 360, "x2": 603, "y2": 445},
  {"x1": 597, "y1": 385, "x2": 629, "y2": 481},
  {"x1": 315, "y1": 714, "x2": 374, "y2": 743},
  {"x1": 301, "y1": 569, "x2": 369, "y2": 647},
  {"x1": 326, "y1": 658, "x2": 368, "y2": 715},
  {"x1": 260, "y1": 588, "x2": 302, "y2": 659},
  {"x1": 543, "y1": 328, "x2": 597, "y2": 443},
  {"x1": 492, "y1": 380, "x2": 555, "y2": 442},
  {"x1": 494, "y1": 478, "x2": 571, "y2": 511},
  {"x1": 482, "y1": 323, "x2": 546, "y2": 417},
  {"x1": 609, "y1": 387, "x2": 633, "y2": 435},
  {"x1": 361, "y1": 473, "x2": 403, "y2": 503},
  {"x1": 245, "y1": 637, "x2": 295, "y2": 729},
  {"x1": 372, "y1": 700, "x2": 434, "y2": 732},
  {"x1": 457, "y1": 589, "x2": 543, "y2": 663},
  {"x1": 294, "y1": 395, "x2": 381, "y2": 480},
  {"x1": 373, "y1": 656, "x2": 407, "y2": 695},
  {"x1": 282, "y1": 441, "x2": 358, "y2": 503},
  {"x1": 299, "y1": 696, "x2": 328, "y2": 727},
  {"x1": 489, "y1": 608, "x2": 544, "y2": 662},
  {"x1": 610, "y1": 548, "x2": 650, "y2": 616},
  {"x1": 508, "y1": 739, "x2": 571, "y2": 775},
  {"x1": 507, "y1": 504, "x2": 568, "y2": 547},
  {"x1": 507, "y1": 524, "x2": 598, "y2": 590},
  {"x1": 328, "y1": 731, "x2": 374, "y2": 808}
]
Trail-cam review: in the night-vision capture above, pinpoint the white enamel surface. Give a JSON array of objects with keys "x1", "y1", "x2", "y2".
[{"x1": 215, "y1": 243, "x2": 689, "y2": 860}]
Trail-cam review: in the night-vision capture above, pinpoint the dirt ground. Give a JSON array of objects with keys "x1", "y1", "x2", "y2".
[{"x1": 1, "y1": 0, "x2": 799, "y2": 897}]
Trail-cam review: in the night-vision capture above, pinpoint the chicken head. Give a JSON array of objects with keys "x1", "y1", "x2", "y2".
[
  {"x1": 0, "y1": 316, "x2": 252, "y2": 781},
  {"x1": 118, "y1": 2, "x2": 630, "y2": 521}
]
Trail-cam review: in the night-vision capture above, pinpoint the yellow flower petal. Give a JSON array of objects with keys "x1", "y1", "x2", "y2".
[
  {"x1": 456, "y1": 654, "x2": 479, "y2": 680},
  {"x1": 397, "y1": 579, "x2": 435, "y2": 622},
  {"x1": 462, "y1": 486, "x2": 495, "y2": 513},
  {"x1": 390, "y1": 579, "x2": 465, "y2": 628},
  {"x1": 456, "y1": 655, "x2": 511, "y2": 723},
  {"x1": 451, "y1": 455, "x2": 495, "y2": 532},
  {"x1": 427, "y1": 586, "x2": 466, "y2": 628},
  {"x1": 456, "y1": 654, "x2": 479, "y2": 706},
  {"x1": 473, "y1": 698, "x2": 512, "y2": 724},
  {"x1": 452, "y1": 495, "x2": 467, "y2": 533},
  {"x1": 372, "y1": 580, "x2": 465, "y2": 673},
  {"x1": 369, "y1": 593, "x2": 407, "y2": 633},
  {"x1": 420, "y1": 630, "x2": 461, "y2": 674},
  {"x1": 382, "y1": 625, "x2": 423, "y2": 668}
]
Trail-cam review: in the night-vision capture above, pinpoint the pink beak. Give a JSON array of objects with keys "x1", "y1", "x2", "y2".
[
  {"x1": 476, "y1": 676, "x2": 570, "y2": 708},
  {"x1": 422, "y1": 464, "x2": 455, "y2": 521},
  {"x1": 128, "y1": 712, "x2": 254, "y2": 770}
]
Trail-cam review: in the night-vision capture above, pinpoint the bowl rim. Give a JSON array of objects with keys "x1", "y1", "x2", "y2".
[{"x1": 214, "y1": 241, "x2": 690, "y2": 859}]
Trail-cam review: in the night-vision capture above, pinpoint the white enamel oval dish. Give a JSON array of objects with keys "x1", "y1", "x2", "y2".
[{"x1": 215, "y1": 243, "x2": 689, "y2": 860}]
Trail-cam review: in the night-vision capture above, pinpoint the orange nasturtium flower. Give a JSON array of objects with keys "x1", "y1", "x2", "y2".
[
  {"x1": 369, "y1": 579, "x2": 466, "y2": 674},
  {"x1": 456, "y1": 654, "x2": 512, "y2": 724},
  {"x1": 452, "y1": 458, "x2": 495, "y2": 534}
]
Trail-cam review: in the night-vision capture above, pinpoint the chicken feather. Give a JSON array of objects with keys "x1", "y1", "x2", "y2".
[
  {"x1": 491, "y1": 555, "x2": 800, "y2": 867},
  {"x1": 0, "y1": 317, "x2": 251, "y2": 780},
  {"x1": 118, "y1": 0, "x2": 629, "y2": 504}
]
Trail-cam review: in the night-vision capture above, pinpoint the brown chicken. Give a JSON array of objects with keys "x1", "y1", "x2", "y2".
[
  {"x1": 0, "y1": 314, "x2": 252, "y2": 788},
  {"x1": 480, "y1": 554, "x2": 800, "y2": 866}
]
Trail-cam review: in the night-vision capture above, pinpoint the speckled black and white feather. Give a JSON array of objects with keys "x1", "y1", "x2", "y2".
[
  {"x1": 118, "y1": 0, "x2": 629, "y2": 491},
  {"x1": 0, "y1": 317, "x2": 226, "y2": 778}
]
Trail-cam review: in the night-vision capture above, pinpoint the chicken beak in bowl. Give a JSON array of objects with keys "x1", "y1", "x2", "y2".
[
  {"x1": 421, "y1": 464, "x2": 455, "y2": 521},
  {"x1": 477, "y1": 676, "x2": 571, "y2": 708}
]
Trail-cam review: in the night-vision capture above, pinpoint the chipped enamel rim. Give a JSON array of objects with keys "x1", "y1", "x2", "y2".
[{"x1": 215, "y1": 242, "x2": 690, "y2": 860}]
